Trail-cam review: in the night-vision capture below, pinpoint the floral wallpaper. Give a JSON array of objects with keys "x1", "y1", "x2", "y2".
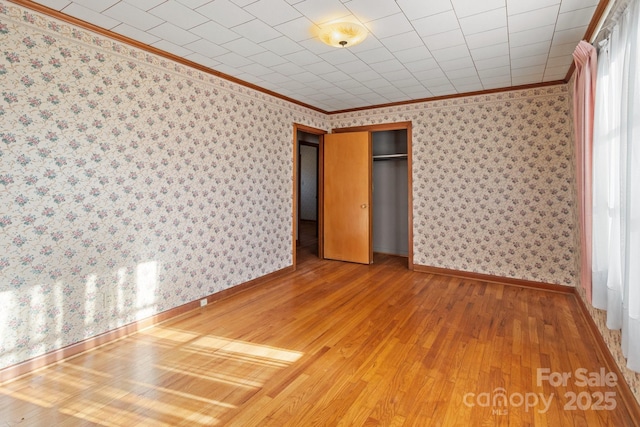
[
  {"x1": 0, "y1": 2, "x2": 326, "y2": 368},
  {"x1": 331, "y1": 86, "x2": 579, "y2": 287}
]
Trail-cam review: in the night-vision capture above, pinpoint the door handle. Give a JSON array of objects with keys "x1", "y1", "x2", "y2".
[{"x1": 361, "y1": 204, "x2": 367, "y2": 209}]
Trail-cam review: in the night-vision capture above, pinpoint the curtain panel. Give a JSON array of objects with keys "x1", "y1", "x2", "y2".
[
  {"x1": 573, "y1": 41, "x2": 598, "y2": 302},
  {"x1": 591, "y1": 0, "x2": 640, "y2": 372}
]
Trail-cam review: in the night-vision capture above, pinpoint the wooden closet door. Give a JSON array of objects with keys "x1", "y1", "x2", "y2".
[{"x1": 323, "y1": 131, "x2": 372, "y2": 264}]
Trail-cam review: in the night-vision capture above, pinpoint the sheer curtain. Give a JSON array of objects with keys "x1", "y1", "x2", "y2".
[{"x1": 592, "y1": 0, "x2": 640, "y2": 372}]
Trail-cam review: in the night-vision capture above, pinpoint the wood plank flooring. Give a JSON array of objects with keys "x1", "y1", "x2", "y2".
[{"x1": 0, "y1": 226, "x2": 636, "y2": 426}]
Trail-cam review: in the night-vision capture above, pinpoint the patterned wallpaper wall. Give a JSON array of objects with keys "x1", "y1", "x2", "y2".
[
  {"x1": 0, "y1": 2, "x2": 327, "y2": 368},
  {"x1": 331, "y1": 86, "x2": 580, "y2": 287}
]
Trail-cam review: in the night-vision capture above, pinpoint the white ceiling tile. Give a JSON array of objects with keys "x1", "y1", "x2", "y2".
[
  {"x1": 393, "y1": 76, "x2": 422, "y2": 88},
  {"x1": 559, "y1": 0, "x2": 600, "y2": 13},
  {"x1": 177, "y1": 0, "x2": 211, "y2": 8},
  {"x1": 510, "y1": 25, "x2": 555, "y2": 47},
  {"x1": 475, "y1": 54, "x2": 511, "y2": 70},
  {"x1": 397, "y1": 0, "x2": 453, "y2": 20},
  {"x1": 512, "y1": 74, "x2": 541, "y2": 85},
  {"x1": 470, "y1": 42, "x2": 509, "y2": 60},
  {"x1": 507, "y1": 5, "x2": 559, "y2": 33},
  {"x1": 244, "y1": 0, "x2": 303, "y2": 26},
  {"x1": 285, "y1": 50, "x2": 323, "y2": 65},
  {"x1": 365, "y1": 13, "x2": 414, "y2": 39},
  {"x1": 556, "y1": 7, "x2": 597, "y2": 31},
  {"x1": 404, "y1": 57, "x2": 440, "y2": 73},
  {"x1": 149, "y1": 1, "x2": 208, "y2": 29},
  {"x1": 112, "y1": 23, "x2": 161, "y2": 45},
  {"x1": 30, "y1": 0, "x2": 71, "y2": 10},
  {"x1": 231, "y1": 0, "x2": 261, "y2": 7},
  {"x1": 393, "y1": 46, "x2": 434, "y2": 64},
  {"x1": 454, "y1": 82, "x2": 483, "y2": 92},
  {"x1": 273, "y1": 61, "x2": 307, "y2": 75},
  {"x1": 124, "y1": 0, "x2": 172, "y2": 11},
  {"x1": 374, "y1": 59, "x2": 406, "y2": 73},
  {"x1": 232, "y1": 19, "x2": 282, "y2": 43},
  {"x1": 478, "y1": 65, "x2": 511, "y2": 78},
  {"x1": 465, "y1": 27, "x2": 509, "y2": 50},
  {"x1": 322, "y1": 69, "x2": 353, "y2": 82},
  {"x1": 274, "y1": 16, "x2": 317, "y2": 42},
  {"x1": 481, "y1": 75, "x2": 512, "y2": 86},
  {"x1": 190, "y1": 21, "x2": 240, "y2": 45},
  {"x1": 320, "y1": 48, "x2": 360, "y2": 65},
  {"x1": 355, "y1": 47, "x2": 396, "y2": 64},
  {"x1": 292, "y1": 0, "x2": 352, "y2": 24},
  {"x1": 439, "y1": 55, "x2": 474, "y2": 71},
  {"x1": 70, "y1": 0, "x2": 119, "y2": 12},
  {"x1": 151, "y1": 39, "x2": 193, "y2": 57},
  {"x1": 250, "y1": 51, "x2": 290, "y2": 67},
  {"x1": 511, "y1": 64, "x2": 545, "y2": 76},
  {"x1": 344, "y1": 0, "x2": 402, "y2": 22},
  {"x1": 552, "y1": 26, "x2": 588, "y2": 45},
  {"x1": 511, "y1": 54, "x2": 548, "y2": 69},
  {"x1": 413, "y1": 69, "x2": 447, "y2": 81},
  {"x1": 451, "y1": 0, "x2": 504, "y2": 18},
  {"x1": 103, "y1": 2, "x2": 164, "y2": 31},
  {"x1": 402, "y1": 85, "x2": 432, "y2": 97},
  {"x1": 349, "y1": 36, "x2": 384, "y2": 53},
  {"x1": 459, "y1": 8, "x2": 507, "y2": 36},
  {"x1": 61, "y1": 3, "x2": 120, "y2": 28},
  {"x1": 549, "y1": 41, "x2": 578, "y2": 57},
  {"x1": 380, "y1": 31, "x2": 424, "y2": 53},
  {"x1": 510, "y1": 41, "x2": 551, "y2": 59},
  {"x1": 196, "y1": 0, "x2": 254, "y2": 27},
  {"x1": 214, "y1": 51, "x2": 254, "y2": 67},
  {"x1": 428, "y1": 84, "x2": 456, "y2": 95},
  {"x1": 260, "y1": 36, "x2": 304, "y2": 56},
  {"x1": 149, "y1": 22, "x2": 200, "y2": 46},
  {"x1": 239, "y1": 62, "x2": 275, "y2": 77},
  {"x1": 184, "y1": 39, "x2": 229, "y2": 57},
  {"x1": 303, "y1": 61, "x2": 338, "y2": 74},
  {"x1": 446, "y1": 67, "x2": 478, "y2": 79},
  {"x1": 412, "y1": 10, "x2": 459, "y2": 38},
  {"x1": 544, "y1": 64, "x2": 570, "y2": 77},
  {"x1": 422, "y1": 29, "x2": 466, "y2": 51},
  {"x1": 222, "y1": 38, "x2": 266, "y2": 56},
  {"x1": 507, "y1": 0, "x2": 560, "y2": 16},
  {"x1": 546, "y1": 55, "x2": 573, "y2": 68},
  {"x1": 335, "y1": 60, "x2": 373, "y2": 74},
  {"x1": 298, "y1": 38, "x2": 341, "y2": 55},
  {"x1": 431, "y1": 44, "x2": 471, "y2": 62}
]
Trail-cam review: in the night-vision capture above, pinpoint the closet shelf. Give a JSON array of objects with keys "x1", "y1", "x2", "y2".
[{"x1": 373, "y1": 153, "x2": 408, "y2": 160}]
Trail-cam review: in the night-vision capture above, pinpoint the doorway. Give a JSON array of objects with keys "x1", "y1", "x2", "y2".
[{"x1": 293, "y1": 124, "x2": 326, "y2": 268}]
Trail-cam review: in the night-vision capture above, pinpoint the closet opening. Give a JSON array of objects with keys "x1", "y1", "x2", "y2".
[{"x1": 372, "y1": 129, "x2": 409, "y2": 258}]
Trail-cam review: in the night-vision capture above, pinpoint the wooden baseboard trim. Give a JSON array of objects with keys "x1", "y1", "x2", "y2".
[
  {"x1": 413, "y1": 264, "x2": 574, "y2": 294},
  {"x1": 573, "y1": 290, "x2": 640, "y2": 425},
  {"x1": 0, "y1": 266, "x2": 294, "y2": 383}
]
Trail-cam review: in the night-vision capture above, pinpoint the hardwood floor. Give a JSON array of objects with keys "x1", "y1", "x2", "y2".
[{"x1": 0, "y1": 227, "x2": 637, "y2": 426}]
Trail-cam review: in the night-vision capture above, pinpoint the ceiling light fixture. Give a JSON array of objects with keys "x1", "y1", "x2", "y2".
[{"x1": 318, "y1": 21, "x2": 368, "y2": 48}]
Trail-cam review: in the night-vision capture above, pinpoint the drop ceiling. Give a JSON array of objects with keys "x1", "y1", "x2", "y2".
[{"x1": 22, "y1": 0, "x2": 603, "y2": 112}]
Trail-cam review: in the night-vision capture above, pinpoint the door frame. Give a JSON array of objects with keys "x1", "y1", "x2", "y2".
[
  {"x1": 292, "y1": 123, "x2": 326, "y2": 269},
  {"x1": 333, "y1": 121, "x2": 414, "y2": 270}
]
